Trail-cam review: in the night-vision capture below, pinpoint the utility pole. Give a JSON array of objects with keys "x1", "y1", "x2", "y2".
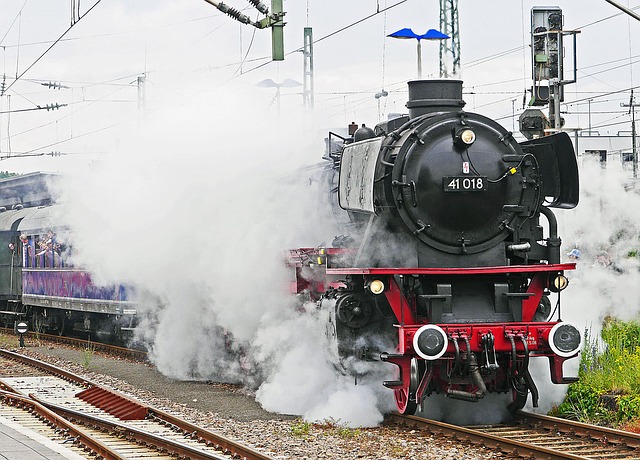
[
  {"x1": 621, "y1": 90, "x2": 638, "y2": 179},
  {"x1": 439, "y1": 0, "x2": 460, "y2": 77},
  {"x1": 137, "y1": 75, "x2": 146, "y2": 113},
  {"x1": 137, "y1": 74, "x2": 146, "y2": 126},
  {"x1": 302, "y1": 27, "x2": 314, "y2": 110}
]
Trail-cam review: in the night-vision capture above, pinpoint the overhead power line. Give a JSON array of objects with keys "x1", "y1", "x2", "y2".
[
  {"x1": 604, "y1": 0, "x2": 640, "y2": 21},
  {"x1": 0, "y1": 150, "x2": 84, "y2": 161},
  {"x1": 0, "y1": 102, "x2": 67, "y2": 114},
  {"x1": 3, "y1": 0, "x2": 103, "y2": 95},
  {"x1": 231, "y1": 0, "x2": 409, "y2": 79},
  {"x1": 0, "y1": 0, "x2": 29, "y2": 46}
]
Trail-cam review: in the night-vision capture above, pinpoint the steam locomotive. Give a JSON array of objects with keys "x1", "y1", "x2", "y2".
[{"x1": 288, "y1": 79, "x2": 581, "y2": 414}]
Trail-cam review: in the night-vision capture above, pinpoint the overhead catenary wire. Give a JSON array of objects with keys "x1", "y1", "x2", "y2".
[
  {"x1": 0, "y1": 14, "x2": 222, "y2": 50},
  {"x1": 2, "y1": 2, "x2": 245, "y2": 156},
  {"x1": 16, "y1": 121, "x2": 120, "y2": 157},
  {"x1": 5, "y1": 0, "x2": 405, "y2": 164},
  {"x1": 0, "y1": 150, "x2": 94, "y2": 160},
  {"x1": 459, "y1": 5, "x2": 640, "y2": 92},
  {"x1": 6, "y1": 2, "x2": 640, "y2": 166},
  {"x1": 0, "y1": 0, "x2": 28, "y2": 46},
  {"x1": 0, "y1": 102, "x2": 68, "y2": 114},
  {"x1": 228, "y1": 0, "x2": 409, "y2": 81},
  {"x1": 3, "y1": 0, "x2": 103, "y2": 95}
]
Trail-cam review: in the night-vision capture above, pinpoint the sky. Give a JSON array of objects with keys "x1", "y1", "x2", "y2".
[
  {"x1": 3, "y1": 0, "x2": 640, "y2": 426},
  {"x1": 1, "y1": 0, "x2": 640, "y2": 173}
]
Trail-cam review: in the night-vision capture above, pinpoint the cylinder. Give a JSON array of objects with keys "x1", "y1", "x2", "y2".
[{"x1": 406, "y1": 79, "x2": 466, "y2": 118}]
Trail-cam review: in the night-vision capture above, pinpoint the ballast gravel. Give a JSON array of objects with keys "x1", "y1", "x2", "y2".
[{"x1": 4, "y1": 338, "x2": 505, "y2": 459}]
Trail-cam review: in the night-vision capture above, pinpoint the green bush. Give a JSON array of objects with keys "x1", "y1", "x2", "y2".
[
  {"x1": 553, "y1": 380, "x2": 610, "y2": 424},
  {"x1": 616, "y1": 395, "x2": 640, "y2": 423},
  {"x1": 555, "y1": 319, "x2": 640, "y2": 427}
]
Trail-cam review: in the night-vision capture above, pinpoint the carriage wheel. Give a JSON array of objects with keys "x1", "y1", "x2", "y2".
[
  {"x1": 55, "y1": 315, "x2": 67, "y2": 336},
  {"x1": 32, "y1": 313, "x2": 46, "y2": 334}
]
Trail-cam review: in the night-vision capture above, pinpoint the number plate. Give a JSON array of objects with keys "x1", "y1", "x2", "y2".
[{"x1": 443, "y1": 176, "x2": 487, "y2": 192}]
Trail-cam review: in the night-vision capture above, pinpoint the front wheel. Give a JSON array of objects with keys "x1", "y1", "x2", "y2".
[
  {"x1": 394, "y1": 358, "x2": 422, "y2": 415},
  {"x1": 394, "y1": 386, "x2": 418, "y2": 415},
  {"x1": 508, "y1": 376, "x2": 529, "y2": 412}
]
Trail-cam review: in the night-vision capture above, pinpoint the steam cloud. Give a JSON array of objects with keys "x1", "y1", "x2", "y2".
[
  {"x1": 527, "y1": 156, "x2": 640, "y2": 414},
  {"x1": 52, "y1": 84, "x2": 393, "y2": 427},
  {"x1": 51, "y1": 79, "x2": 640, "y2": 427}
]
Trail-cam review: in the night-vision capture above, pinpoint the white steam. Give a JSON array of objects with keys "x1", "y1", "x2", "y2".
[
  {"x1": 557, "y1": 157, "x2": 640, "y2": 330},
  {"x1": 253, "y1": 302, "x2": 393, "y2": 426},
  {"x1": 52, "y1": 84, "x2": 393, "y2": 426},
  {"x1": 51, "y1": 84, "x2": 640, "y2": 427},
  {"x1": 528, "y1": 156, "x2": 640, "y2": 413}
]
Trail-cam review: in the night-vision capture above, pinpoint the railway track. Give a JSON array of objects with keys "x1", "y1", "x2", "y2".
[
  {"x1": 7, "y1": 330, "x2": 640, "y2": 460},
  {"x1": 390, "y1": 411, "x2": 640, "y2": 459},
  {"x1": 0, "y1": 348, "x2": 275, "y2": 460},
  {"x1": 0, "y1": 326, "x2": 148, "y2": 361}
]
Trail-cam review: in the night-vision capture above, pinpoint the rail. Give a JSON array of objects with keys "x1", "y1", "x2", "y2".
[
  {"x1": 0, "y1": 326, "x2": 148, "y2": 361},
  {"x1": 390, "y1": 411, "x2": 640, "y2": 459},
  {"x1": 0, "y1": 348, "x2": 276, "y2": 460}
]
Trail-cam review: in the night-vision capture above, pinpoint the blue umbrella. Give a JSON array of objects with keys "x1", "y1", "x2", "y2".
[{"x1": 388, "y1": 28, "x2": 449, "y2": 77}]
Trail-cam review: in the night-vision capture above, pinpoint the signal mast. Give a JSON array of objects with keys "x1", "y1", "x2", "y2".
[{"x1": 519, "y1": 8, "x2": 578, "y2": 140}]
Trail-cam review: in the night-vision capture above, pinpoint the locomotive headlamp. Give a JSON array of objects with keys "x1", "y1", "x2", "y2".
[
  {"x1": 368, "y1": 279, "x2": 385, "y2": 295},
  {"x1": 548, "y1": 322, "x2": 582, "y2": 358},
  {"x1": 550, "y1": 274, "x2": 569, "y2": 292},
  {"x1": 454, "y1": 128, "x2": 476, "y2": 148},
  {"x1": 413, "y1": 324, "x2": 449, "y2": 360}
]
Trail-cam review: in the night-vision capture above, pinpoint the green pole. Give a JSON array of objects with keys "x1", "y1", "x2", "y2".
[{"x1": 271, "y1": 0, "x2": 284, "y2": 61}]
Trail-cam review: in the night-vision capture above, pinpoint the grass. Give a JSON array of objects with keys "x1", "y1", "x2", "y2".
[
  {"x1": 290, "y1": 417, "x2": 362, "y2": 440},
  {"x1": 552, "y1": 318, "x2": 640, "y2": 427},
  {"x1": 81, "y1": 342, "x2": 96, "y2": 368},
  {"x1": 0, "y1": 332, "x2": 18, "y2": 348},
  {"x1": 290, "y1": 419, "x2": 311, "y2": 437},
  {"x1": 313, "y1": 417, "x2": 361, "y2": 439}
]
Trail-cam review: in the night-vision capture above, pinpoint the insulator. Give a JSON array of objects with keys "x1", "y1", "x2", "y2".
[
  {"x1": 247, "y1": 0, "x2": 269, "y2": 15},
  {"x1": 218, "y1": 2, "x2": 253, "y2": 25}
]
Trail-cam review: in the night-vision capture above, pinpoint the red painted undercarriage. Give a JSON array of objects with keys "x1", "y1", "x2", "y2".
[{"x1": 287, "y1": 248, "x2": 580, "y2": 414}]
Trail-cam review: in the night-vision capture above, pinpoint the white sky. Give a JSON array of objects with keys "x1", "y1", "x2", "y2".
[{"x1": 0, "y1": 0, "x2": 639, "y2": 173}]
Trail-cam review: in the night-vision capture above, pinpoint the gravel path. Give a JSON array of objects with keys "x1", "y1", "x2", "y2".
[{"x1": 1, "y1": 335, "x2": 504, "y2": 459}]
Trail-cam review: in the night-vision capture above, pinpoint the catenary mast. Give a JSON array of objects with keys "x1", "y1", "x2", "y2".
[{"x1": 439, "y1": 0, "x2": 460, "y2": 77}]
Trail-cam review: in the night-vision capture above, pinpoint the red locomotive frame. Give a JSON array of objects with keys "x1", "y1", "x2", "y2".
[{"x1": 288, "y1": 248, "x2": 579, "y2": 413}]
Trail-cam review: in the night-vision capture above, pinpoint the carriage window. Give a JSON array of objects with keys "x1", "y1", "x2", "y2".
[{"x1": 33, "y1": 231, "x2": 63, "y2": 268}]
